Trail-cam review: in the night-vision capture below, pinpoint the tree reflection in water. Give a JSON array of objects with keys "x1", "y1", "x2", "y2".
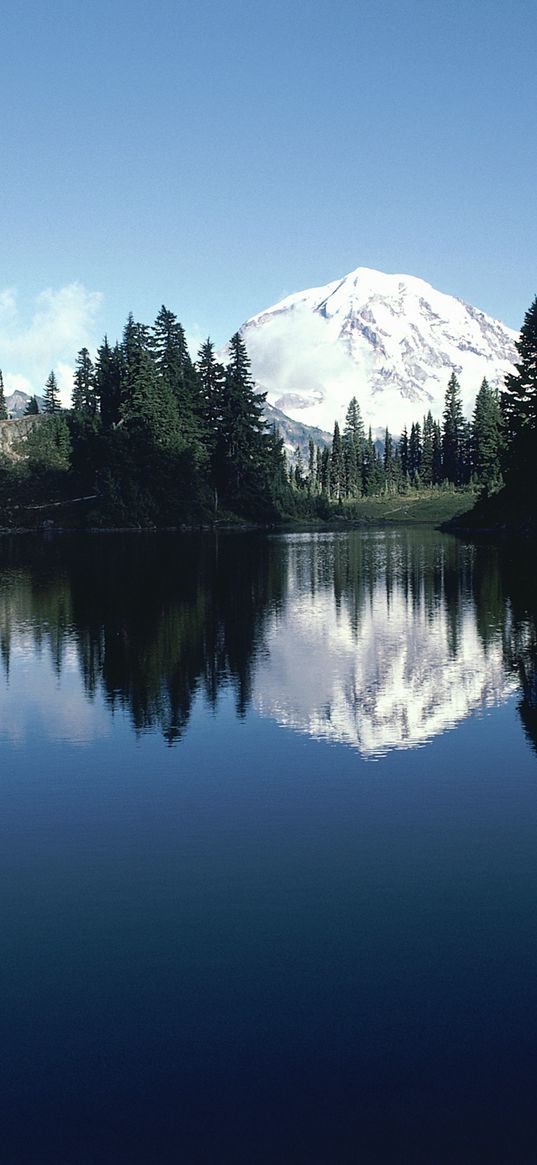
[{"x1": 0, "y1": 529, "x2": 536, "y2": 754}]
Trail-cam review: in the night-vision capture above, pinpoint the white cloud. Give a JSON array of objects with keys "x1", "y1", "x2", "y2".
[{"x1": 0, "y1": 283, "x2": 103, "y2": 406}]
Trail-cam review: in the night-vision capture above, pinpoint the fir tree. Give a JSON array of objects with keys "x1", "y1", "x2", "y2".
[
  {"x1": 95, "y1": 337, "x2": 123, "y2": 427},
  {"x1": 43, "y1": 370, "x2": 61, "y2": 414},
  {"x1": 196, "y1": 338, "x2": 225, "y2": 453},
  {"x1": 502, "y1": 295, "x2": 537, "y2": 489},
  {"x1": 0, "y1": 370, "x2": 7, "y2": 420},
  {"x1": 399, "y1": 426, "x2": 409, "y2": 481},
  {"x1": 307, "y1": 437, "x2": 315, "y2": 494},
  {"x1": 72, "y1": 348, "x2": 97, "y2": 415},
  {"x1": 472, "y1": 378, "x2": 503, "y2": 491},
  {"x1": 320, "y1": 445, "x2": 331, "y2": 495},
  {"x1": 342, "y1": 396, "x2": 364, "y2": 497},
  {"x1": 432, "y1": 420, "x2": 443, "y2": 484},
  {"x1": 330, "y1": 421, "x2": 344, "y2": 499},
  {"x1": 24, "y1": 395, "x2": 39, "y2": 416},
  {"x1": 383, "y1": 426, "x2": 395, "y2": 491},
  {"x1": 217, "y1": 333, "x2": 270, "y2": 501},
  {"x1": 315, "y1": 445, "x2": 323, "y2": 493},
  {"x1": 442, "y1": 372, "x2": 465, "y2": 484},
  {"x1": 408, "y1": 422, "x2": 422, "y2": 483},
  {"x1": 421, "y1": 411, "x2": 435, "y2": 486},
  {"x1": 152, "y1": 306, "x2": 200, "y2": 443},
  {"x1": 294, "y1": 447, "x2": 305, "y2": 489}
]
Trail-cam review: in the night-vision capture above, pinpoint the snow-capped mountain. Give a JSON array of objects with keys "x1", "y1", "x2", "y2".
[{"x1": 240, "y1": 267, "x2": 518, "y2": 435}]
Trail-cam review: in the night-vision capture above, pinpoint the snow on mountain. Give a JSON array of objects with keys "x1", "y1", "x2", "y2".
[{"x1": 240, "y1": 267, "x2": 518, "y2": 435}]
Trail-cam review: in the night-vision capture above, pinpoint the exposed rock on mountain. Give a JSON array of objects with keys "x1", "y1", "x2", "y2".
[{"x1": 0, "y1": 416, "x2": 43, "y2": 460}]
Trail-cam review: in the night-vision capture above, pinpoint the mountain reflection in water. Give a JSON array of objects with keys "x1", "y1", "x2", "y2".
[{"x1": 0, "y1": 528, "x2": 536, "y2": 757}]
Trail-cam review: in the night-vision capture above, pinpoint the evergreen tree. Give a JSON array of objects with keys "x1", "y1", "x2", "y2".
[
  {"x1": 43, "y1": 370, "x2": 61, "y2": 414},
  {"x1": 320, "y1": 445, "x2": 331, "y2": 495},
  {"x1": 432, "y1": 420, "x2": 443, "y2": 484},
  {"x1": 362, "y1": 428, "x2": 384, "y2": 495},
  {"x1": 95, "y1": 337, "x2": 123, "y2": 427},
  {"x1": 121, "y1": 314, "x2": 151, "y2": 413},
  {"x1": 72, "y1": 348, "x2": 97, "y2": 415},
  {"x1": 24, "y1": 395, "x2": 39, "y2": 416},
  {"x1": 408, "y1": 422, "x2": 422, "y2": 483},
  {"x1": 399, "y1": 426, "x2": 409, "y2": 481},
  {"x1": 307, "y1": 437, "x2": 315, "y2": 494},
  {"x1": 152, "y1": 306, "x2": 200, "y2": 443},
  {"x1": 216, "y1": 333, "x2": 270, "y2": 501},
  {"x1": 121, "y1": 346, "x2": 171, "y2": 446},
  {"x1": 472, "y1": 377, "x2": 503, "y2": 491},
  {"x1": 196, "y1": 338, "x2": 226, "y2": 454},
  {"x1": 421, "y1": 411, "x2": 435, "y2": 486},
  {"x1": 442, "y1": 372, "x2": 465, "y2": 483},
  {"x1": 315, "y1": 445, "x2": 323, "y2": 493},
  {"x1": 23, "y1": 414, "x2": 71, "y2": 470},
  {"x1": 0, "y1": 370, "x2": 7, "y2": 420},
  {"x1": 342, "y1": 396, "x2": 364, "y2": 497},
  {"x1": 330, "y1": 421, "x2": 344, "y2": 499},
  {"x1": 383, "y1": 426, "x2": 395, "y2": 491},
  {"x1": 294, "y1": 447, "x2": 305, "y2": 489},
  {"x1": 502, "y1": 295, "x2": 537, "y2": 489}
]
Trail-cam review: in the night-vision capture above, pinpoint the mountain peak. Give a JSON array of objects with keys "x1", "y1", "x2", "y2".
[{"x1": 241, "y1": 267, "x2": 517, "y2": 434}]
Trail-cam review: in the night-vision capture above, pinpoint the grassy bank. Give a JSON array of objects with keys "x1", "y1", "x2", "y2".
[{"x1": 326, "y1": 489, "x2": 478, "y2": 526}]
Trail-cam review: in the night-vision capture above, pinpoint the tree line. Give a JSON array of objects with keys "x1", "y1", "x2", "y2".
[
  {"x1": 290, "y1": 371, "x2": 504, "y2": 501},
  {"x1": 0, "y1": 309, "x2": 290, "y2": 522},
  {"x1": 0, "y1": 292, "x2": 536, "y2": 523}
]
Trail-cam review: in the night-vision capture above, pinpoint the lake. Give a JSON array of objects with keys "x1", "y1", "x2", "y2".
[{"x1": 1, "y1": 528, "x2": 536, "y2": 1163}]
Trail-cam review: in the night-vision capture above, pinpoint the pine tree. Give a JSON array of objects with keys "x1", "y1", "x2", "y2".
[
  {"x1": 342, "y1": 396, "x2": 364, "y2": 497},
  {"x1": 502, "y1": 295, "x2": 537, "y2": 489},
  {"x1": 330, "y1": 421, "x2": 344, "y2": 499},
  {"x1": 95, "y1": 337, "x2": 123, "y2": 427},
  {"x1": 432, "y1": 420, "x2": 443, "y2": 484},
  {"x1": 442, "y1": 372, "x2": 465, "y2": 484},
  {"x1": 320, "y1": 445, "x2": 330, "y2": 494},
  {"x1": 196, "y1": 338, "x2": 225, "y2": 454},
  {"x1": 362, "y1": 428, "x2": 384, "y2": 495},
  {"x1": 0, "y1": 370, "x2": 7, "y2": 420},
  {"x1": 408, "y1": 422, "x2": 422, "y2": 483},
  {"x1": 72, "y1": 348, "x2": 97, "y2": 415},
  {"x1": 383, "y1": 426, "x2": 395, "y2": 492},
  {"x1": 472, "y1": 378, "x2": 503, "y2": 491},
  {"x1": 399, "y1": 426, "x2": 409, "y2": 482},
  {"x1": 152, "y1": 306, "x2": 200, "y2": 443},
  {"x1": 294, "y1": 447, "x2": 305, "y2": 489},
  {"x1": 315, "y1": 445, "x2": 323, "y2": 493},
  {"x1": 421, "y1": 411, "x2": 435, "y2": 486},
  {"x1": 121, "y1": 346, "x2": 170, "y2": 445},
  {"x1": 307, "y1": 437, "x2": 315, "y2": 494},
  {"x1": 217, "y1": 332, "x2": 270, "y2": 500},
  {"x1": 43, "y1": 370, "x2": 61, "y2": 414},
  {"x1": 24, "y1": 395, "x2": 39, "y2": 416}
]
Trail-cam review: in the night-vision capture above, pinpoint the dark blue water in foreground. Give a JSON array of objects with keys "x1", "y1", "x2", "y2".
[{"x1": 1, "y1": 530, "x2": 537, "y2": 1163}]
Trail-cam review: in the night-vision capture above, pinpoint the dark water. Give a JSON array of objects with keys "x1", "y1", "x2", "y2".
[{"x1": 1, "y1": 529, "x2": 537, "y2": 1163}]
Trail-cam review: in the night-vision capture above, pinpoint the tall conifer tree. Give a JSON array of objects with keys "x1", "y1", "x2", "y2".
[
  {"x1": 43, "y1": 370, "x2": 61, "y2": 414},
  {"x1": 0, "y1": 370, "x2": 7, "y2": 420},
  {"x1": 442, "y1": 372, "x2": 465, "y2": 483},
  {"x1": 502, "y1": 295, "x2": 537, "y2": 489}
]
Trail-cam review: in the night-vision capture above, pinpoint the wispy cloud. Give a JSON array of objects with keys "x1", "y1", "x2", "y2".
[{"x1": 0, "y1": 283, "x2": 103, "y2": 406}]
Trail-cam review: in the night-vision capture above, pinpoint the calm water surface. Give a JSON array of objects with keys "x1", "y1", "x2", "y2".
[{"x1": 1, "y1": 529, "x2": 536, "y2": 1163}]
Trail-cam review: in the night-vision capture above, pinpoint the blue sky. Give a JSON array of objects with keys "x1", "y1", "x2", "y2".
[{"x1": 1, "y1": 0, "x2": 536, "y2": 399}]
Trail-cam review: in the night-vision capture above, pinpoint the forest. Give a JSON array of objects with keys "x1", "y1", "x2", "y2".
[{"x1": 0, "y1": 294, "x2": 535, "y2": 528}]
